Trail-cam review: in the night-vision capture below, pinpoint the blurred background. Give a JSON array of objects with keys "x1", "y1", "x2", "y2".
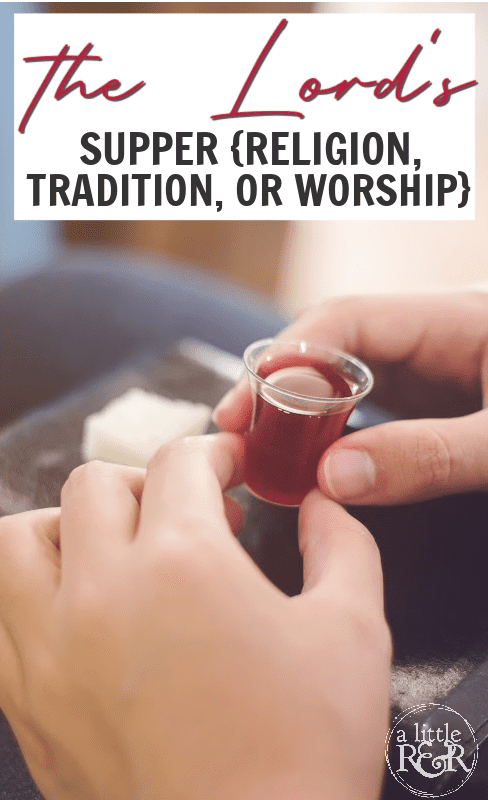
[{"x1": 1, "y1": 2, "x2": 487, "y2": 309}]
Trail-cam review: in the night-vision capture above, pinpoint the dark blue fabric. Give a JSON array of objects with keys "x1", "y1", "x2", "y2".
[{"x1": 0, "y1": 253, "x2": 288, "y2": 426}]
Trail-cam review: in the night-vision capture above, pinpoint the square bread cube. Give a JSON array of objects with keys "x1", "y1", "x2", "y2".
[{"x1": 82, "y1": 388, "x2": 212, "y2": 468}]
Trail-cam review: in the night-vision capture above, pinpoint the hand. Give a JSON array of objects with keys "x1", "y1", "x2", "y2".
[
  {"x1": 0, "y1": 433, "x2": 391, "y2": 800},
  {"x1": 214, "y1": 292, "x2": 488, "y2": 505}
]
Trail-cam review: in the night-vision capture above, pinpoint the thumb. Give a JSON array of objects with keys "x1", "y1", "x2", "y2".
[
  {"x1": 319, "y1": 408, "x2": 488, "y2": 506},
  {"x1": 297, "y1": 490, "x2": 385, "y2": 618}
]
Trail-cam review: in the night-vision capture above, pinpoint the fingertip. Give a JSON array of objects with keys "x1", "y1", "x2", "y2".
[
  {"x1": 298, "y1": 488, "x2": 383, "y2": 600},
  {"x1": 298, "y1": 488, "x2": 342, "y2": 558},
  {"x1": 302, "y1": 489, "x2": 379, "y2": 554},
  {"x1": 299, "y1": 487, "x2": 349, "y2": 535},
  {"x1": 211, "y1": 405, "x2": 244, "y2": 433},
  {"x1": 187, "y1": 431, "x2": 246, "y2": 489},
  {"x1": 211, "y1": 387, "x2": 234, "y2": 428},
  {"x1": 298, "y1": 490, "x2": 345, "y2": 593},
  {"x1": 216, "y1": 430, "x2": 246, "y2": 474},
  {"x1": 223, "y1": 495, "x2": 244, "y2": 536},
  {"x1": 318, "y1": 446, "x2": 377, "y2": 503},
  {"x1": 212, "y1": 382, "x2": 253, "y2": 434},
  {"x1": 139, "y1": 432, "x2": 247, "y2": 541}
]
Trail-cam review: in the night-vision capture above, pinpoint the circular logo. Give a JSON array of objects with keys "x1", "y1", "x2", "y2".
[{"x1": 385, "y1": 703, "x2": 478, "y2": 797}]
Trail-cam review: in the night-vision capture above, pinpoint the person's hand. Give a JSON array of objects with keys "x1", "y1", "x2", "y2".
[
  {"x1": 214, "y1": 292, "x2": 488, "y2": 505},
  {"x1": 0, "y1": 433, "x2": 391, "y2": 800}
]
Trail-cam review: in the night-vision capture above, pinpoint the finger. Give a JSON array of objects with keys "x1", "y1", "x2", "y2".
[
  {"x1": 212, "y1": 379, "x2": 252, "y2": 433},
  {"x1": 60, "y1": 462, "x2": 145, "y2": 580},
  {"x1": 297, "y1": 490, "x2": 385, "y2": 615},
  {"x1": 318, "y1": 409, "x2": 488, "y2": 505},
  {"x1": 0, "y1": 509, "x2": 60, "y2": 650},
  {"x1": 286, "y1": 293, "x2": 488, "y2": 384},
  {"x1": 223, "y1": 495, "x2": 244, "y2": 536},
  {"x1": 214, "y1": 293, "x2": 488, "y2": 430},
  {"x1": 0, "y1": 621, "x2": 22, "y2": 718},
  {"x1": 138, "y1": 433, "x2": 245, "y2": 541}
]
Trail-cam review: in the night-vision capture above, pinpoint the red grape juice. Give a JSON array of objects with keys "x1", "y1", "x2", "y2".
[{"x1": 244, "y1": 356, "x2": 353, "y2": 506}]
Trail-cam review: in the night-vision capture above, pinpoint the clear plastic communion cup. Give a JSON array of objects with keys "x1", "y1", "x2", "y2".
[{"x1": 243, "y1": 339, "x2": 374, "y2": 507}]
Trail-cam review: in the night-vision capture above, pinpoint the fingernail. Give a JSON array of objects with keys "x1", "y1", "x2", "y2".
[
  {"x1": 212, "y1": 388, "x2": 236, "y2": 424},
  {"x1": 323, "y1": 449, "x2": 376, "y2": 501}
]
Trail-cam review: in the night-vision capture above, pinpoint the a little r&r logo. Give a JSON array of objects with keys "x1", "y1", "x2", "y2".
[{"x1": 386, "y1": 703, "x2": 478, "y2": 797}]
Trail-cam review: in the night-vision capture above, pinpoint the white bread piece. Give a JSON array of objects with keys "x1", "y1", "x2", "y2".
[{"x1": 82, "y1": 388, "x2": 212, "y2": 468}]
